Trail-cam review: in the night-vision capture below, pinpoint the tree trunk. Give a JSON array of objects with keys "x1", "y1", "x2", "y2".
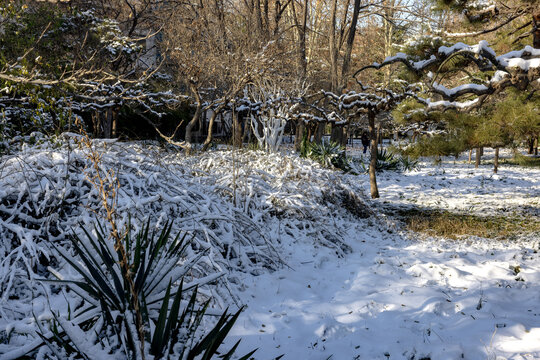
[
  {"x1": 369, "y1": 111, "x2": 379, "y2": 199},
  {"x1": 295, "y1": 120, "x2": 305, "y2": 152},
  {"x1": 344, "y1": 122, "x2": 351, "y2": 147},
  {"x1": 527, "y1": 137, "x2": 535, "y2": 154},
  {"x1": 376, "y1": 124, "x2": 383, "y2": 151},
  {"x1": 382, "y1": 0, "x2": 396, "y2": 85},
  {"x1": 493, "y1": 147, "x2": 499, "y2": 174},
  {"x1": 314, "y1": 121, "x2": 325, "y2": 144},
  {"x1": 103, "y1": 109, "x2": 113, "y2": 138},
  {"x1": 184, "y1": 81, "x2": 202, "y2": 154},
  {"x1": 329, "y1": 0, "x2": 339, "y2": 92},
  {"x1": 468, "y1": 149, "x2": 473, "y2": 164},
  {"x1": 533, "y1": 12, "x2": 540, "y2": 49},
  {"x1": 92, "y1": 111, "x2": 100, "y2": 137},
  {"x1": 202, "y1": 104, "x2": 226, "y2": 151},
  {"x1": 475, "y1": 147, "x2": 481, "y2": 168},
  {"x1": 330, "y1": 123, "x2": 343, "y2": 144},
  {"x1": 291, "y1": 0, "x2": 308, "y2": 81},
  {"x1": 232, "y1": 110, "x2": 243, "y2": 148},
  {"x1": 111, "y1": 108, "x2": 118, "y2": 138},
  {"x1": 340, "y1": 0, "x2": 362, "y2": 90}
]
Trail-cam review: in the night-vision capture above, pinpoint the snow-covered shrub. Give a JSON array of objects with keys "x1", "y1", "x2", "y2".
[
  {"x1": 0, "y1": 139, "x2": 373, "y2": 357},
  {"x1": 247, "y1": 82, "x2": 306, "y2": 153}
]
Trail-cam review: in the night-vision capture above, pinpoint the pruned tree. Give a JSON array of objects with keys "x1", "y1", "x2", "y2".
[
  {"x1": 323, "y1": 84, "x2": 418, "y2": 198},
  {"x1": 362, "y1": 40, "x2": 540, "y2": 172},
  {"x1": 430, "y1": 0, "x2": 540, "y2": 47}
]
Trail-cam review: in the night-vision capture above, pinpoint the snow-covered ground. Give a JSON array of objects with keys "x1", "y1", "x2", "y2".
[
  {"x1": 225, "y1": 148, "x2": 540, "y2": 360},
  {"x1": 0, "y1": 140, "x2": 539, "y2": 359}
]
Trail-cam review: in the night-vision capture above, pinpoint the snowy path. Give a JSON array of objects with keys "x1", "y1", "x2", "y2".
[{"x1": 227, "y1": 153, "x2": 540, "y2": 360}]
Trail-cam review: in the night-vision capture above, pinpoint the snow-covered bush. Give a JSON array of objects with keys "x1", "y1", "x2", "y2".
[{"x1": 0, "y1": 137, "x2": 373, "y2": 358}]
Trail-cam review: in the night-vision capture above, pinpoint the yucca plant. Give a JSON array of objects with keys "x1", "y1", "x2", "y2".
[
  {"x1": 34, "y1": 220, "x2": 255, "y2": 360},
  {"x1": 376, "y1": 148, "x2": 401, "y2": 172},
  {"x1": 399, "y1": 155, "x2": 420, "y2": 172},
  {"x1": 308, "y1": 141, "x2": 352, "y2": 172}
]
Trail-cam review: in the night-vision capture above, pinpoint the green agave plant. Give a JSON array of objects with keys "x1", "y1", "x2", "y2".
[
  {"x1": 375, "y1": 148, "x2": 401, "y2": 172},
  {"x1": 399, "y1": 155, "x2": 420, "y2": 172},
  {"x1": 33, "y1": 220, "x2": 256, "y2": 360},
  {"x1": 308, "y1": 142, "x2": 352, "y2": 172}
]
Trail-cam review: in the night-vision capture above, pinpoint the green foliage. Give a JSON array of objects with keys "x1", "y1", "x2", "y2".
[
  {"x1": 399, "y1": 155, "x2": 420, "y2": 172},
  {"x1": 0, "y1": 3, "x2": 150, "y2": 148},
  {"x1": 35, "y1": 220, "x2": 254, "y2": 359},
  {"x1": 307, "y1": 141, "x2": 352, "y2": 172},
  {"x1": 376, "y1": 148, "x2": 401, "y2": 172},
  {"x1": 392, "y1": 99, "x2": 428, "y2": 125},
  {"x1": 401, "y1": 35, "x2": 449, "y2": 62},
  {"x1": 502, "y1": 153, "x2": 540, "y2": 168},
  {"x1": 404, "y1": 133, "x2": 468, "y2": 158}
]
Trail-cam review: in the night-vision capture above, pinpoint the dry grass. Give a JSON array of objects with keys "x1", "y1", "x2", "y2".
[{"x1": 392, "y1": 208, "x2": 540, "y2": 239}]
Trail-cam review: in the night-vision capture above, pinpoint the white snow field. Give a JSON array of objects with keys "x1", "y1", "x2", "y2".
[
  {"x1": 0, "y1": 139, "x2": 539, "y2": 360},
  {"x1": 225, "y1": 148, "x2": 540, "y2": 360}
]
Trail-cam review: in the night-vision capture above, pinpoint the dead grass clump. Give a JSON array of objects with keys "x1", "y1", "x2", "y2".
[{"x1": 395, "y1": 208, "x2": 540, "y2": 239}]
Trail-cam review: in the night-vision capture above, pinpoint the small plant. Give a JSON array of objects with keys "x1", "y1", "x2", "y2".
[
  {"x1": 376, "y1": 148, "x2": 401, "y2": 172},
  {"x1": 399, "y1": 155, "x2": 420, "y2": 172},
  {"x1": 35, "y1": 220, "x2": 255, "y2": 360},
  {"x1": 308, "y1": 141, "x2": 352, "y2": 172}
]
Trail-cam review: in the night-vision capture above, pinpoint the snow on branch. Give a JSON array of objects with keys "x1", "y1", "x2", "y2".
[
  {"x1": 321, "y1": 85, "x2": 419, "y2": 116},
  {"x1": 354, "y1": 41, "x2": 540, "y2": 110}
]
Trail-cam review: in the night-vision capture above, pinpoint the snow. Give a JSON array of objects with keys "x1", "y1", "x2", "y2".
[
  {"x1": 432, "y1": 82, "x2": 489, "y2": 97},
  {"x1": 223, "y1": 148, "x2": 540, "y2": 360},
  {"x1": 1, "y1": 141, "x2": 539, "y2": 359}
]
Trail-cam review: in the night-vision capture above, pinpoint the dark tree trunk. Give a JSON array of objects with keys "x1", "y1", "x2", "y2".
[
  {"x1": 295, "y1": 120, "x2": 305, "y2": 152},
  {"x1": 291, "y1": 0, "x2": 308, "y2": 81},
  {"x1": 494, "y1": 147, "x2": 499, "y2": 174},
  {"x1": 329, "y1": 0, "x2": 339, "y2": 93},
  {"x1": 184, "y1": 81, "x2": 202, "y2": 154},
  {"x1": 111, "y1": 108, "x2": 118, "y2": 138},
  {"x1": 377, "y1": 124, "x2": 383, "y2": 151},
  {"x1": 202, "y1": 104, "x2": 226, "y2": 151},
  {"x1": 527, "y1": 137, "x2": 536, "y2": 154},
  {"x1": 330, "y1": 123, "x2": 343, "y2": 144},
  {"x1": 340, "y1": 0, "x2": 362, "y2": 90},
  {"x1": 475, "y1": 147, "x2": 481, "y2": 168},
  {"x1": 92, "y1": 111, "x2": 100, "y2": 137},
  {"x1": 232, "y1": 111, "x2": 243, "y2": 148},
  {"x1": 314, "y1": 122, "x2": 325, "y2": 144},
  {"x1": 368, "y1": 111, "x2": 379, "y2": 199},
  {"x1": 533, "y1": 12, "x2": 540, "y2": 49}
]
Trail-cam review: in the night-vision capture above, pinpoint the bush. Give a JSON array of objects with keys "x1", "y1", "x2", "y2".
[
  {"x1": 307, "y1": 141, "x2": 352, "y2": 172},
  {"x1": 32, "y1": 220, "x2": 255, "y2": 360},
  {"x1": 399, "y1": 155, "x2": 420, "y2": 172},
  {"x1": 376, "y1": 148, "x2": 401, "y2": 172}
]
